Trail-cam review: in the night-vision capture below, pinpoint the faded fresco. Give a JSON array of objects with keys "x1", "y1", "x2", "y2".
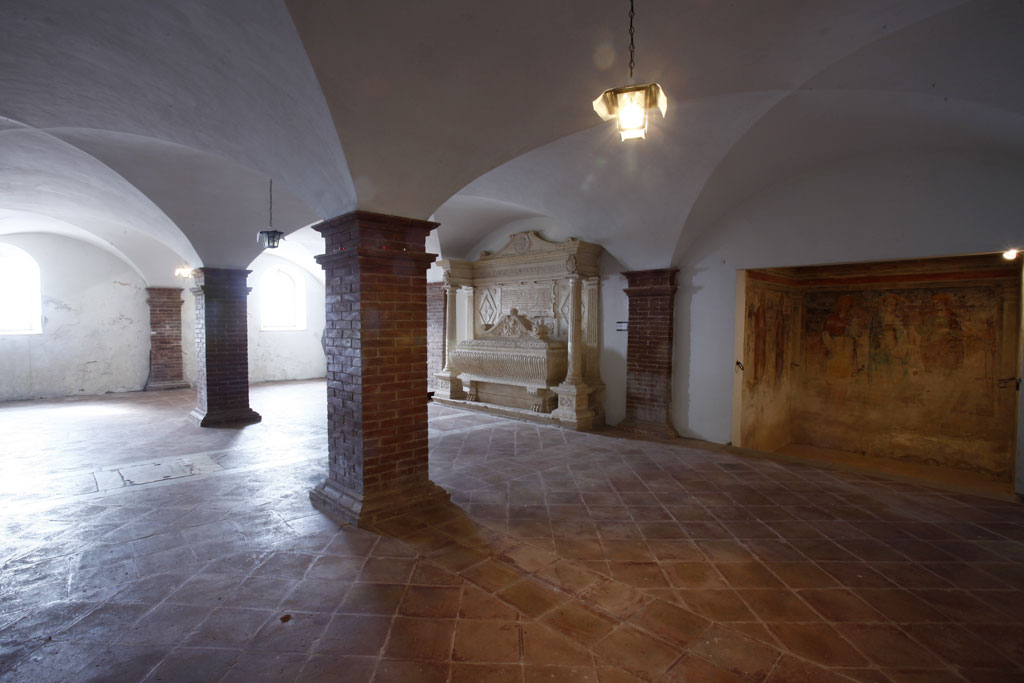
[
  {"x1": 740, "y1": 282, "x2": 795, "y2": 451},
  {"x1": 793, "y1": 285, "x2": 1016, "y2": 479}
]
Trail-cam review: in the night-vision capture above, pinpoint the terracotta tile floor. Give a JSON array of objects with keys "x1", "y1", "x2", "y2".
[{"x1": 1, "y1": 380, "x2": 1023, "y2": 682}]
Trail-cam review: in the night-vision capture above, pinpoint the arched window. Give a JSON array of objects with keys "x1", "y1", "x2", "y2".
[
  {"x1": 0, "y1": 244, "x2": 42, "y2": 335},
  {"x1": 260, "y1": 267, "x2": 306, "y2": 331}
]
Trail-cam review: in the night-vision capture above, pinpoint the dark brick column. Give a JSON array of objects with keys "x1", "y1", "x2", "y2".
[
  {"x1": 145, "y1": 287, "x2": 189, "y2": 391},
  {"x1": 621, "y1": 268, "x2": 679, "y2": 439},
  {"x1": 309, "y1": 211, "x2": 449, "y2": 526},
  {"x1": 426, "y1": 281, "x2": 445, "y2": 393},
  {"x1": 189, "y1": 268, "x2": 261, "y2": 427}
]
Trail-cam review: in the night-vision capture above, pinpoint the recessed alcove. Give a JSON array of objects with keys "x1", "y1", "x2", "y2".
[{"x1": 732, "y1": 253, "x2": 1023, "y2": 494}]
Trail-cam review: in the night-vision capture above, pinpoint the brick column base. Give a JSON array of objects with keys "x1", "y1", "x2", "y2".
[
  {"x1": 620, "y1": 268, "x2": 679, "y2": 439},
  {"x1": 145, "y1": 287, "x2": 189, "y2": 391},
  {"x1": 309, "y1": 211, "x2": 449, "y2": 526},
  {"x1": 189, "y1": 268, "x2": 261, "y2": 427}
]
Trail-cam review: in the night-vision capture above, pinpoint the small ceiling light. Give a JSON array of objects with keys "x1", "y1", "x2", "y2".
[
  {"x1": 593, "y1": 0, "x2": 667, "y2": 141},
  {"x1": 173, "y1": 267, "x2": 193, "y2": 278},
  {"x1": 257, "y1": 178, "x2": 284, "y2": 249},
  {"x1": 1003, "y1": 248, "x2": 1019, "y2": 260}
]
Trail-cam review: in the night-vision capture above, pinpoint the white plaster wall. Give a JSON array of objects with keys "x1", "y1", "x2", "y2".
[
  {"x1": 245, "y1": 254, "x2": 326, "y2": 384},
  {"x1": 0, "y1": 233, "x2": 149, "y2": 401},
  {"x1": 674, "y1": 151, "x2": 1024, "y2": 444},
  {"x1": 600, "y1": 271, "x2": 629, "y2": 426}
]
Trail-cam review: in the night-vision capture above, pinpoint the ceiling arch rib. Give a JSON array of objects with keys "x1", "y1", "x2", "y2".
[
  {"x1": 675, "y1": 0, "x2": 1024, "y2": 261},
  {"x1": 1, "y1": 0, "x2": 355, "y2": 219},
  {"x1": 287, "y1": 0, "x2": 966, "y2": 224},
  {"x1": 250, "y1": 225, "x2": 326, "y2": 286},
  {"x1": 422, "y1": 0, "x2": 1022, "y2": 273},
  {"x1": 0, "y1": 209, "x2": 150, "y2": 283},
  {"x1": 0, "y1": 126, "x2": 199, "y2": 285},
  {"x1": 430, "y1": 196, "x2": 549, "y2": 260},
  {"x1": 49, "y1": 129, "x2": 322, "y2": 272},
  {"x1": 438, "y1": 92, "x2": 779, "y2": 270}
]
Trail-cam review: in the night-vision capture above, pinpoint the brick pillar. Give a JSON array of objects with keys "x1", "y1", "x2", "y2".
[
  {"x1": 189, "y1": 268, "x2": 261, "y2": 427},
  {"x1": 426, "y1": 281, "x2": 445, "y2": 393},
  {"x1": 309, "y1": 210, "x2": 449, "y2": 526},
  {"x1": 620, "y1": 268, "x2": 679, "y2": 439},
  {"x1": 145, "y1": 287, "x2": 189, "y2": 391}
]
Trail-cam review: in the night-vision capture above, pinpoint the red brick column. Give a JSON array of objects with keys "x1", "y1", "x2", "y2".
[
  {"x1": 426, "y1": 281, "x2": 445, "y2": 393},
  {"x1": 188, "y1": 268, "x2": 261, "y2": 427},
  {"x1": 621, "y1": 268, "x2": 679, "y2": 439},
  {"x1": 310, "y1": 210, "x2": 449, "y2": 526},
  {"x1": 145, "y1": 287, "x2": 189, "y2": 391}
]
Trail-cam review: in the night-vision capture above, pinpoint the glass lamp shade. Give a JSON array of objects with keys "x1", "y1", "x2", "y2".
[
  {"x1": 593, "y1": 83, "x2": 668, "y2": 141},
  {"x1": 257, "y1": 230, "x2": 285, "y2": 248}
]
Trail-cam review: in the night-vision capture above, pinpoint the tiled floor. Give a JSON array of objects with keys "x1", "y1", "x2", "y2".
[{"x1": 1, "y1": 381, "x2": 1023, "y2": 682}]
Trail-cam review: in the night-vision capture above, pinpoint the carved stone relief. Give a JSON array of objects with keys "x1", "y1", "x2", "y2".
[
  {"x1": 500, "y1": 283, "x2": 555, "y2": 318},
  {"x1": 435, "y1": 231, "x2": 605, "y2": 430}
]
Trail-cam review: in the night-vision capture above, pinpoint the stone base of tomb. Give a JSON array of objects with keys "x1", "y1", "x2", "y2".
[
  {"x1": 552, "y1": 381, "x2": 603, "y2": 431},
  {"x1": 435, "y1": 383, "x2": 604, "y2": 432},
  {"x1": 433, "y1": 371, "x2": 466, "y2": 400}
]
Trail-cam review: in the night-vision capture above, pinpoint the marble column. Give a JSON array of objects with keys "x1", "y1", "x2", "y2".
[
  {"x1": 189, "y1": 268, "x2": 261, "y2": 427},
  {"x1": 433, "y1": 277, "x2": 465, "y2": 399},
  {"x1": 145, "y1": 287, "x2": 189, "y2": 391},
  {"x1": 554, "y1": 274, "x2": 599, "y2": 429},
  {"x1": 565, "y1": 275, "x2": 583, "y2": 382},
  {"x1": 309, "y1": 210, "x2": 450, "y2": 526}
]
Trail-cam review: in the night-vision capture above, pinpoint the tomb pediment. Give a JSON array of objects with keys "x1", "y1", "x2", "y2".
[{"x1": 439, "y1": 231, "x2": 602, "y2": 287}]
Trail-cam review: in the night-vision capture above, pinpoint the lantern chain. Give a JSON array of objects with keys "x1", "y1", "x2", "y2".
[
  {"x1": 628, "y1": 0, "x2": 636, "y2": 79},
  {"x1": 269, "y1": 178, "x2": 273, "y2": 229}
]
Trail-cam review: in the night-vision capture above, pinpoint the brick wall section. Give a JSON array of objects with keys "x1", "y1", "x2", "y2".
[
  {"x1": 188, "y1": 268, "x2": 261, "y2": 427},
  {"x1": 426, "y1": 281, "x2": 445, "y2": 392},
  {"x1": 621, "y1": 268, "x2": 679, "y2": 439},
  {"x1": 145, "y1": 287, "x2": 189, "y2": 390},
  {"x1": 309, "y1": 210, "x2": 449, "y2": 526}
]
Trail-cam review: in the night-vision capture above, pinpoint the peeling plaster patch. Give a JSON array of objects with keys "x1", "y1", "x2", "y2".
[
  {"x1": 43, "y1": 296, "x2": 74, "y2": 312},
  {"x1": 1, "y1": 234, "x2": 149, "y2": 401}
]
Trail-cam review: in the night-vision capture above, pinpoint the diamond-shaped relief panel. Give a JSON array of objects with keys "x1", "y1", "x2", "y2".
[
  {"x1": 557, "y1": 287, "x2": 571, "y2": 337},
  {"x1": 478, "y1": 288, "x2": 499, "y2": 326}
]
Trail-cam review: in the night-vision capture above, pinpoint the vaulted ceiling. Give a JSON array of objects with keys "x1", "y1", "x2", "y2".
[{"x1": 1, "y1": 0, "x2": 1020, "y2": 283}]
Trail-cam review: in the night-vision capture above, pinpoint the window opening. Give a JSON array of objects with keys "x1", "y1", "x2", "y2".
[
  {"x1": 260, "y1": 267, "x2": 306, "y2": 331},
  {"x1": 0, "y1": 244, "x2": 42, "y2": 335}
]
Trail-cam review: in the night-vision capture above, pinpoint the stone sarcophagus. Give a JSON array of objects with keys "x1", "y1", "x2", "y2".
[
  {"x1": 434, "y1": 230, "x2": 604, "y2": 430},
  {"x1": 450, "y1": 310, "x2": 567, "y2": 412}
]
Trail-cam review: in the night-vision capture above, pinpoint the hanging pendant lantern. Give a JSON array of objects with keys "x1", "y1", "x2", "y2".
[
  {"x1": 257, "y1": 178, "x2": 284, "y2": 248},
  {"x1": 593, "y1": 83, "x2": 668, "y2": 141},
  {"x1": 593, "y1": 0, "x2": 667, "y2": 141},
  {"x1": 257, "y1": 230, "x2": 284, "y2": 248}
]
